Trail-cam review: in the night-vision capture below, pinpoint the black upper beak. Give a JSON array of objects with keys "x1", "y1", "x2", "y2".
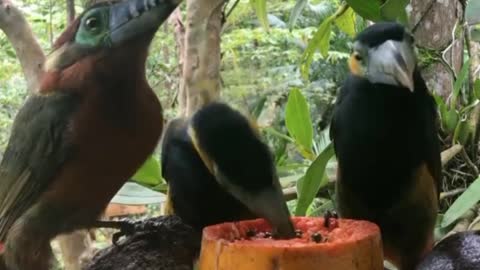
[{"x1": 109, "y1": 0, "x2": 181, "y2": 45}]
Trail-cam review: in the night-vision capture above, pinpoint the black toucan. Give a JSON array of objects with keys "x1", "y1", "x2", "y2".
[
  {"x1": 161, "y1": 102, "x2": 295, "y2": 238},
  {"x1": 330, "y1": 22, "x2": 441, "y2": 270}
]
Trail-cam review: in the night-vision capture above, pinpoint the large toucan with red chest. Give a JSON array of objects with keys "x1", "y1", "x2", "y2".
[
  {"x1": 330, "y1": 22, "x2": 441, "y2": 270},
  {"x1": 0, "y1": 0, "x2": 178, "y2": 269}
]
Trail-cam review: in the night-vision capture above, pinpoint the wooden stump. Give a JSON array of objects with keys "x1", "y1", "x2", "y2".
[{"x1": 83, "y1": 216, "x2": 201, "y2": 270}]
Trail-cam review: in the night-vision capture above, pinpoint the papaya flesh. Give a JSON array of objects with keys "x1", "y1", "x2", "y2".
[{"x1": 198, "y1": 216, "x2": 383, "y2": 270}]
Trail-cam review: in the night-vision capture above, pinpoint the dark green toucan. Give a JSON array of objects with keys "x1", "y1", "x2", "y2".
[
  {"x1": 0, "y1": 0, "x2": 179, "y2": 269},
  {"x1": 162, "y1": 102, "x2": 295, "y2": 239}
]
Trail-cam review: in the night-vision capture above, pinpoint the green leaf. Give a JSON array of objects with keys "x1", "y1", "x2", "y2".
[
  {"x1": 453, "y1": 119, "x2": 470, "y2": 145},
  {"x1": 300, "y1": 16, "x2": 334, "y2": 79},
  {"x1": 444, "y1": 109, "x2": 460, "y2": 133},
  {"x1": 334, "y1": 7, "x2": 356, "y2": 37},
  {"x1": 288, "y1": 0, "x2": 308, "y2": 31},
  {"x1": 345, "y1": 0, "x2": 382, "y2": 22},
  {"x1": 249, "y1": 96, "x2": 267, "y2": 120},
  {"x1": 433, "y1": 93, "x2": 447, "y2": 118},
  {"x1": 442, "y1": 176, "x2": 480, "y2": 228},
  {"x1": 380, "y1": 0, "x2": 409, "y2": 23},
  {"x1": 250, "y1": 0, "x2": 269, "y2": 30},
  {"x1": 474, "y1": 79, "x2": 480, "y2": 100},
  {"x1": 295, "y1": 143, "x2": 335, "y2": 216},
  {"x1": 285, "y1": 88, "x2": 314, "y2": 154},
  {"x1": 451, "y1": 59, "x2": 471, "y2": 110},
  {"x1": 131, "y1": 155, "x2": 162, "y2": 186}
]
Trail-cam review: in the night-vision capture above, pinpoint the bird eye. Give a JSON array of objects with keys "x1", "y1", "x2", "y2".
[
  {"x1": 85, "y1": 17, "x2": 99, "y2": 31},
  {"x1": 354, "y1": 53, "x2": 363, "y2": 61}
]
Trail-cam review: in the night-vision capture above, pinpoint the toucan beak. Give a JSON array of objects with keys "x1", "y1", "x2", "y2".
[
  {"x1": 109, "y1": 0, "x2": 181, "y2": 45},
  {"x1": 368, "y1": 40, "x2": 416, "y2": 92}
]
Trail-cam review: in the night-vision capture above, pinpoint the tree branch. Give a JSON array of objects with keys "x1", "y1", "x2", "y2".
[
  {"x1": 0, "y1": 0, "x2": 45, "y2": 92},
  {"x1": 66, "y1": 0, "x2": 76, "y2": 25}
]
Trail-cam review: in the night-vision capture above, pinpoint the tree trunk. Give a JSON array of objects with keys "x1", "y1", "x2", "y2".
[
  {"x1": 180, "y1": 0, "x2": 224, "y2": 117},
  {"x1": 170, "y1": 8, "x2": 187, "y2": 112},
  {"x1": 410, "y1": 0, "x2": 465, "y2": 98},
  {"x1": 67, "y1": 0, "x2": 76, "y2": 25}
]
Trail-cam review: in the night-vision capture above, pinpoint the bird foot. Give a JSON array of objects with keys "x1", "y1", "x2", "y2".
[{"x1": 93, "y1": 219, "x2": 137, "y2": 245}]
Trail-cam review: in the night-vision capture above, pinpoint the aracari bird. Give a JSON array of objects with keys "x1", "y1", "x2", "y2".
[
  {"x1": 330, "y1": 22, "x2": 441, "y2": 270},
  {"x1": 0, "y1": 0, "x2": 179, "y2": 269},
  {"x1": 161, "y1": 102, "x2": 295, "y2": 238}
]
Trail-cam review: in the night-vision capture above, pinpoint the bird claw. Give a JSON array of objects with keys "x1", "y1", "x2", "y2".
[{"x1": 93, "y1": 219, "x2": 138, "y2": 245}]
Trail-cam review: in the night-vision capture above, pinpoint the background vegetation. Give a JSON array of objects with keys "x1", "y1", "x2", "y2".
[{"x1": 1, "y1": 0, "x2": 480, "y2": 268}]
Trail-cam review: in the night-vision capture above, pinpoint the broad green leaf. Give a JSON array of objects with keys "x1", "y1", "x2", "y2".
[
  {"x1": 250, "y1": 0, "x2": 269, "y2": 30},
  {"x1": 466, "y1": 0, "x2": 480, "y2": 25},
  {"x1": 474, "y1": 79, "x2": 480, "y2": 100},
  {"x1": 288, "y1": 0, "x2": 308, "y2": 30},
  {"x1": 451, "y1": 59, "x2": 471, "y2": 110},
  {"x1": 334, "y1": 7, "x2": 356, "y2": 37},
  {"x1": 345, "y1": 0, "x2": 382, "y2": 22},
  {"x1": 285, "y1": 88, "x2": 314, "y2": 154},
  {"x1": 380, "y1": 0, "x2": 409, "y2": 23},
  {"x1": 442, "y1": 176, "x2": 480, "y2": 228},
  {"x1": 295, "y1": 143, "x2": 335, "y2": 216},
  {"x1": 132, "y1": 155, "x2": 162, "y2": 186},
  {"x1": 444, "y1": 109, "x2": 459, "y2": 133},
  {"x1": 300, "y1": 16, "x2": 334, "y2": 79}
]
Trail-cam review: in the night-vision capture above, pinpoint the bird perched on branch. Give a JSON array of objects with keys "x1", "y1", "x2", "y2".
[
  {"x1": 161, "y1": 102, "x2": 295, "y2": 239},
  {"x1": 330, "y1": 22, "x2": 441, "y2": 270},
  {"x1": 0, "y1": 0, "x2": 179, "y2": 269}
]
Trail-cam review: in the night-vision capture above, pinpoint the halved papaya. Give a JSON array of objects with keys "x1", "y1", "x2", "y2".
[{"x1": 198, "y1": 216, "x2": 383, "y2": 270}]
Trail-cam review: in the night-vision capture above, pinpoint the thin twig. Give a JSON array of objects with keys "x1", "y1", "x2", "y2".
[
  {"x1": 461, "y1": 147, "x2": 479, "y2": 176},
  {"x1": 451, "y1": 169, "x2": 473, "y2": 178},
  {"x1": 440, "y1": 188, "x2": 466, "y2": 200},
  {"x1": 225, "y1": 0, "x2": 240, "y2": 19},
  {"x1": 441, "y1": 144, "x2": 463, "y2": 166}
]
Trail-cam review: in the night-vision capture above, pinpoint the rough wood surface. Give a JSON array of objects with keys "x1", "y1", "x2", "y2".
[{"x1": 83, "y1": 216, "x2": 201, "y2": 270}]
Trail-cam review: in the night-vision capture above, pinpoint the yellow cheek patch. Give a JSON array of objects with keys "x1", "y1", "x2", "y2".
[{"x1": 348, "y1": 53, "x2": 363, "y2": 76}]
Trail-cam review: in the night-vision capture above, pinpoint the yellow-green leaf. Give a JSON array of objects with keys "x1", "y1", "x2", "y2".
[
  {"x1": 285, "y1": 88, "x2": 313, "y2": 154},
  {"x1": 132, "y1": 155, "x2": 162, "y2": 186},
  {"x1": 300, "y1": 16, "x2": 334, "y2": 79},
  {"x1": 474, "y1": 79, "x2": 480, "y2": 100},
  {"x1": 295, "y1": 143, "x2": 334, "y2": 216},
  {"x1": 250, "y1": 0, "x2": 269, "y2": 30},
  {"x1": 334, "y1": 7, "x2": 356, "y2": 37},
  {"x1": 442, "y1": 176, "x2": 480, "y2": 228},
  {"x1": 288, "y1": 0, "x2": 308, "y2": 30}
]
